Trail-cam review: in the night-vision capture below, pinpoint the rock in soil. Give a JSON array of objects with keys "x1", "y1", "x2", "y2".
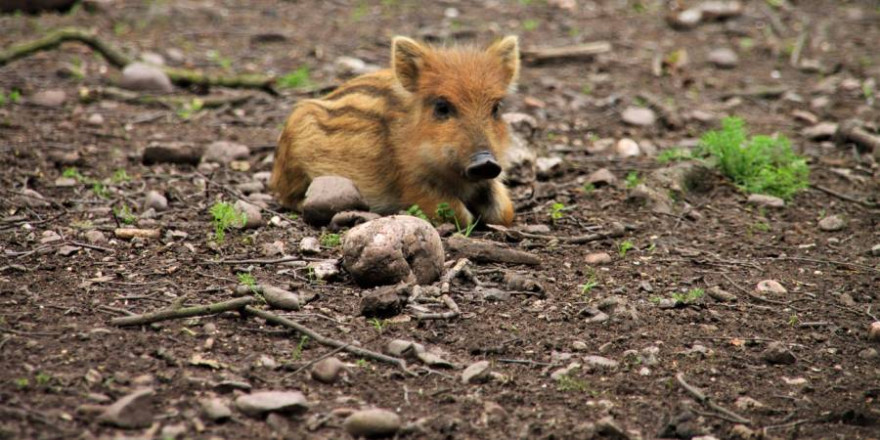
[
  {"x1": 308, "y1": 259, "x2": 340, "y2": 281},
  {"x1": 302, "y1": 176, "x2": 369, "y2": 226},
  {"x1": 360, "y1": 285, "x2": 404, "y2": 318},
  {"x1": 627, "y1": 183, "x2": 672, "y2": 215},
  {"x1": 203, "y1": 141, "x2": 251, "y2": 165},
  {"x1": 818, "y1": 214, "x2": 846, "y2": 232},
  {"x1": 461, "y1": 360, "x2": 491, "y2": 384},
  {"x1": 311, "y1": 357, "x2": 346, "y2": 384},
  {"x1": 615, "y1": 138, "x2": 641, "y2": 157},
  {"x1": 97, "y1": 387, "x2": 155, "y2": 428},
  {"x1": 446, "y1": 235, "x2": 540, "y2": 265},
  {"x1": 762, "y1": 341, "x2": 796, "y2": 365},
  {"x1": 585, "y1": 252, "x2": 612, "y2": 265},
  {"x1": 747, "y1": 194, "x2": 785, "y2": 209},
  {"x1": 869, "y1": 322, "x2": 880, "y2": 341},
  {"x1": 871, "y1": 244, "x2": 880, "y2": 256},
  {"x1": 143, "y1": 190, "x2": 168, "y2": 212},
  {"x1": 200, "y1": 398, "x2": 232, "y2": 422},
  {"x1": 504, "y1": 131, "x2": 537, "y2": 185},
  {"x1": 234, "y1": 200, "x2": 263, "y2": 229},
  {"x1": 707, "y1": 286, "x2": 736, "y2": 302},
  {"x1": 342, "y1": 216, "x2": 444, "y2": 287},
  {"x1": 84, "y1": 230, "x2": 107, "y2": 245},
  {"x1": 503, "y1": 272, "x2": 544, "y2": 293},
  {"x1": 343, "y1": 408, "x2": 402, "y2": 438},
  {"x1": 803, "y1": 122, "x2": 839, "y2": 140},
  {"x1": 587, "y1": 168, "x2": 617, "y2": 187},
  {"x1": 299, "y1": 236, "x2": 321, "y2": 254},
  {"x1": 583, "y1": 355, "x2": 620, "y2": 372},
  {"x1": 142, "y1": 142, "x2": 203, "y2": 165},
  {"x1": 19, "y1": 188, "x2": 50, "y2": 208},
  {"x1": 621, "y1": 107, "x2": 657, "y2": 127},
  {"x1": 536, "y1": 156, "x2": 564, "y2": 179},
  {"x1": 28, "y1": 89, "x2": 67, "y2": 107},
  {"x1": 234, "y1": 391, "x2": 309, "y2": 417},
  {"x1": 756, "y1": 279, "x2": 787, "y2": 294},
  {"x1": 708, "y1": 47, "x2": 739, "y2": 68},
  {"x1": 260, "y1": 285, "x2": 301, "y2": 310},
  {"x1": 120, "y1": 62, "x2": 173, "y2": 93},
  {"x1": 328, "y1": 210, "x2": 381, "y2": 232}
]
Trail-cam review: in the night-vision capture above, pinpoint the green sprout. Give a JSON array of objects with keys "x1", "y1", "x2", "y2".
[
  {"x1": 625, "y1": 172, "x2": 642, "y2": 189},
  {"x1": 671, "y1": 288, "x2": 705, "y2": 305},
  {"x1": 556, "y1": 374, "x2": 590, "y2": 392},
  {"x1": 579, "y1": 270, "x2": 599, "y2": 296},
  {"x1": 656, "y1": 148, "x2": 693, "y2": 164},
  {"x1": 618, "y1": 240, "x2": 634, "y2": 258},
  {"x1": 522, "y1": 18, "x2": 540, "y2": 31},
  {"x1": 237, "y1": 273, "x2": 258, "y2": 293},
  {"x1": 549, "y1": 202, "x2": 567, "y2": 223},
  {"x1": 113, "y1": 204, "x2": 137, "y2": 225},
  {"x1": 369, "y1": 317, "x2": 387, "y2": 333},
  {"x1": 290, "y1": 336, "x2": 309, "y2": 361},
  {"x1": 111, "y1": 169, "x2": 131, "y2": 183},
  {"x1": 209, "y1": 202, "x2": 246, "y2": 243},
  {"x1": 406, "y1": 204, "x2": 429, "y2": 222},
  {"x1": 278, "y1": 66, "x2": 312, "y2": 89},
  {"x1": 177, "y1": 98, "x2": 204, "y2": 120},
  {"x1": 320, "y1": 232, "x2": 341, "y2": 248}
]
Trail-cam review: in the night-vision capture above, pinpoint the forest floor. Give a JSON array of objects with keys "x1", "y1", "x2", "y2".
[{"x1": 1, "y1": 1, "x2": 879, "y2": 439}]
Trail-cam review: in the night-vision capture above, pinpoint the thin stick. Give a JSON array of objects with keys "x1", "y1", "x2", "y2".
[
  {"x1": 110, "y1": 297, "x2": 254, "y2": 326},
  {"x1": 69, "y1": 241, "x2": 114, "y2": 253},
  {"x1": 203, "y1": 256, "x2": 323, "y2": 265},
  {"x1": 811, "y1": 184, "x2": 877, "y2": 209},
  {"x1": 0, "y1": 27, "x2": 275, "y2": 92},
  {"x1": 676, "y1": 372, "x2": 751, "y2": 425},
  {"x1": 441, "y1": 259, "x2": 470, "y2": 294},
  {"x1": 763, "y1": 256, "x2": 879, "y2": 273},
  {"x1": 521, "y1": 41, "x2": 612, "y2": 64},
  {"x1": 243, "y1": 306, "x2": 410, "y2": 372}
]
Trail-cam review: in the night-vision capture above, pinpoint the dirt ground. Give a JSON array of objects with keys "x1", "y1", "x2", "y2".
[{"x1": 1, "y1": 1, "x2": 880, "y2": 439}]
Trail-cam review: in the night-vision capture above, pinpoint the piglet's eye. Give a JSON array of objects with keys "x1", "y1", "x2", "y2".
[
  {"x1": 433, "y1": 98, "x2": 454, "y2": 120},
  {"x1": 492, "y1": 101, "x2": 503, "y2": 119}
]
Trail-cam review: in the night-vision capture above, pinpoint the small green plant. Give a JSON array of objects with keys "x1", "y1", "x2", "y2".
[
  {"x1": 549, "y1": 202, "x2": 566, "y2": 222},
  {"x1": 63, "y1": 167, "x2": 85, "y2": 182},
  {"x1": 695, "y1": 117, "x2": 809, "y2": 200},
  {"x1": 177, "y1": 97, "x2": 204, "y2": 120},
  {"x1": 0, "y1": 89, "x2": 21, "y2": 106},
  {"x1": 35, "y1": 372, "x2": 52, "y2": 386},
  {"x1": 113, "y1": 22, "x2": 130, "y2": 36},
  {"x1": 618, "y1": 240, "x2": 634, "y2": 258},
  {"x1": 91, "y1": 181, "x2": 110, "y2": 199},
  {"x1": 209, "y1": 202, "x2": 246, "y2": 243},
  {"x1": 788, "y1": 313, "x2": 799, "y2": 327},
  {"x1": 278, "y1": 66, "x2": 312, "y2": 89},
  {"x1": 369, "y1": 317, "x2": 387, "y2": 333},
  {"x1": 355, "y1": 358, "x2": 369, "y2": 368},
  {"x1": 582, "y1": 183, "x2": 595, "y2": 194},
  {"x1": 320, "y1": 232, "x2": 341, "y2": 248},
  {"x1": 306, "y1": 266, "x2": 317, "y2": 284},
  {"x1": 14, "y1": 378, "x2": 29, "y2": 389},
  {"x1": 113, "y1": 204, "x2": 137, "y2": 225},
  {"x1": 625, "y1": 172, "x2": 642, "y2": 189},
  {"x1": 672, "y1": 288, "x2": 705, "y2": 305},
  {"x1": 406, "y1": 204, "x2": 429, "y2": 222},
  {"x1": 556, "y1": 374, "x2": 590, "y2": 392},
  {"x1": 657, "y1": 148, "x2": 693, "y2": 164},
  {"x1": 206, "y1": 50, "x2": 232, "y2": 71},
  {"x1": 111, "y1": 169, "x2": 131, "y2": 183},
  {"x1": 237, "y1": 273, "x2": 258, "y2": 293},
  {"x1": 351, "y1": 1, "x2": 369, "y2": 20},
  {"x1": 436, "y1": 202, "x2": 477, "y2": 236},
  {"x1": 522, "y1": 18, "x2": 540, "y2": 31},
  {"x1": 579, "y1": 270, "x2": 599, "y2": 296},
  {"x1": 290, "y1": 336, "x2": 309, "y2": 361},
  {"x1": 580, "y1": 84, "x2": 593, "y2": 95},
  {"x1": 863, "y1": 81, "x2": 875, "y2": 105}
]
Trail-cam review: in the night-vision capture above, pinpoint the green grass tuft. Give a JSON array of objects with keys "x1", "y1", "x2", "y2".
[
  {"x1": 696, "y1": 117, "x2": 809, "y2": 200},
  {"x1": 210, "y1": 202, "x2": 246, "y2": 243},
  {"x1": 278, "y1": 66, "x2": 312, "y2": 89}
]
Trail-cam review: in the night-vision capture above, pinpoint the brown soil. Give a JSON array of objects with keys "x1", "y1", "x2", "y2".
[{"x1": 1, "y1": 1, "x2": 879, "y2": 439}]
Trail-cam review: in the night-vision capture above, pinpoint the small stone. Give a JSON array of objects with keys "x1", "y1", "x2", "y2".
[
  {"x1": 311, "y1": 357, "x2": 345, "y2": 384},
  {"x1": 535, "y1": 156, "x2": 564, "y2": 179},
  {"x1": 669, "y1": 8, "x2": 703, "y2": 29},
  {"x1": 83, "y1": 230, "x2": 107, "y2": 245},
  {"x1": 299, "y1": 237, "x2": 321, "y2": 254},
  {"x1": 143, "y1": 190, "x2": 168, "y2": 212},
  {"x1": 261, "y1": 285, "x2": 301, "y2": 310},
  {"x1": 234, "y1": 391, "x2": 309, "y2": 417},
  {"x1": 41, "y1": 230, "x2": 62, "y2": 244},
  {"x1": 86, "y1": 113, "x2": 105, "y2": 126},
  {"x1": 708, "y1": 48, "x2": 739, "y2": 68},
  {"x1": 521, "y1": 224, "x2": 551, "y2": 234},
  {"x1": 504, "y1": 131, "x2": 537, "y2": 185},
  {"x1": 160, "y1": 424, "x2": 186, "y2": 440},
  {"x1": 234, "y1": 200, "x2": 263, "y2": 229},
  {"x1": 615, "y1": 138, "x2": 641, "y2": 158},
  {"x1": 583, "y1": 355, "x2": 619, "y2": 372},
  {"x1": 859, "y1": 348, "x2": 879, "y2": 359},
  {"x1": 480, "y1": 288, "x2": 510, "y2": 301},
  {"x1": 871, "y1": 244, "x2": 880, "y2": 256},
  {"x1": 802, "y1": 122, "x2": 838, "y2": 140},
  {"x1": 120, "y1": 62, "x2": 173, "y2": 93},
  {"x1": 203, "y1": 141, "x2": 250, "y2": 165},
  {"x1": 734, "y1": 396, "x2": 765, "y2": 411},
  {"x1": 869, "y1": 322, "x2": 880, "y2": 342},
  {"x1": 54, "y1": 177, "x2": 77, "y2": 188},
  {"x1": 386, "y1": 339, "x2": 425, "y2": 358},
  {"x1": 342, "y1": 409, "x2": 402, "y2": 438},
  {"x1": 698, "y1": 0, "x2": 744, "y2": 19},
  {"x1": 302, "y1": 176, "x2": 369, "y2": 226},
  {"x1": 585, "y1": 252, "x2": 612, "y2": 265},
  {"x1": 328, "y1": 211, "x2": 381, "y2": 232},
  {"x1": 20, "y1": 189, "x2": 50, "y2": 208},
  {"x1": 756, "y1": 280, "x2": 787, "y2": 294},
  {"x1": 261, "y1": 240, "x2": 284, "y2": 257},
  {"x1": 142, "y1": 142, "x2": 203, "y2": 165},
  {"x1": 334, "y1": 56, "x2": 379, "y2": 77},
  {"x1": 747, "y1": 194, "x2": 785, "y2": 209},
  {"x1": 707, "y1": 286, "x2": 736, "y2": 302},
  {"x1": 461, "y1": 361, "x2": 491, "y2": 384},
  {"x1": 587, "y1": 168, "x2": 617, "y2": 187},
  {"x1": 792, "y1": 110, "x2": 819, "y2": 125},
  {"x1": 572, "y1": 341, "x2": 588, "y2": 351},
  {"x1": 56, "y1": 245, "x2": 80, "y2": 256},
  {"x1": 309, "y1": 260, "x2": 340, "y2": 281},
  {"x1": 97, "y1": 388, "x2": 155, "y2": 428},
  {"x1": 343, "y1": 216, "x2": 444, "y2": 287},
  {"x1": 763, "y1": 341, "x2": 796, "y2": 365},
  {"x1": 818, "y1": 214, "x2": 846, "y2": 232},
  {"x1": 360, "y1": 285, "x2": 403, "y2": 318},
  {"x1": 140, "y1": 51, "x2": 165, "y2": 66},
  {"x1": 29, "y1": 90, "x2": 67, "y2": 107},
  {"x1": 258, "y1": 355, "x2": 277, "y2": 369},
  {"x1": 621, "y1": 107, "x2": 656, "y2": 127}
]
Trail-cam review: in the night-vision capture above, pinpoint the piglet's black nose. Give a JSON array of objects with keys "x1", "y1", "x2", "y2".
[{"x1": 465, "y1": 151, "x2": 501, "y2": 180}]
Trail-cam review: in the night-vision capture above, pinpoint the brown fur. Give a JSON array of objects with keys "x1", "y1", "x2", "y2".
[{"x1": 270, "y1": 36, "x2": 520, "y2": 226}]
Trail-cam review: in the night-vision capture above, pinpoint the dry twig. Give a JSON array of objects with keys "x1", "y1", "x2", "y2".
[
  {"x1": 110, "y1": 297, "x2": 254, "y2": 326},
  {"x1": 676, "y1": 372, "x2": 751, "y2": 425}
]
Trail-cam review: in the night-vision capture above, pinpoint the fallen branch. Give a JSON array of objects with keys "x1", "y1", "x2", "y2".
[
  {"x1": 836, "y1": 120, "x2": 880, "y2": 155},
  {"x1": 413, "y1": 294, "x2": 461, "y2": 321},
  {"x1": 110, "y1": 296, "x2": 254, "y2": 326},
  {"x1": 811, "y1": 184, "x2": 878, "y2": 209},
  {"x1": 561, "y1": 221, "x2": 627, "y2": 244},
  {"x1": 83, "y1": 86, "x2": 257, "y2": 110},
  {"x1": 521, "y1": 41, "x2": 611, "y2": 64},
  {"x1": 676, "y1": 372, "x2": 751, "y2": 425},
  {"x1": 0, "y1": 27, "x2": 275, "y2": 92},
  {"x1": 243, "y1": 306, "x2": 410, "y2": 372},
  {"x1": 440, "y1": 258, "x2": 470, "y2": 295},
  {"x1": 447, "y1": 235, "x2": 541, "y2": 265}
]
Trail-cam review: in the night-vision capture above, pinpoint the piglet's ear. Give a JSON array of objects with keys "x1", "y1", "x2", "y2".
[
  {"x1": 392, "y1": 36, "x2": 426, "y2": 93},
  {"x1": 486, "y1": 35, "x2": 520, "y2": 90}
]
